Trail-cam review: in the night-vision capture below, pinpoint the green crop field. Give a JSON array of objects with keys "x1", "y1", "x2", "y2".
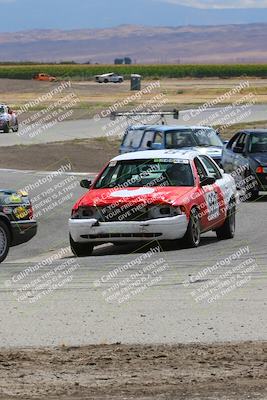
[{"x1": 0, "y1": 64, "x2": 267, "y2": 79}]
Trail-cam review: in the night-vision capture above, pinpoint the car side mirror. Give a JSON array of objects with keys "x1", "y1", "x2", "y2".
[
  {"x1": 200, "y1": 176, "x2": 216, "y2": 187},
  {"x1": 80, "y1": 179, "x2": 92, "y2": 189}
]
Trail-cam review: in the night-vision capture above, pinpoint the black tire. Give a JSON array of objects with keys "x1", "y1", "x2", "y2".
[
  {"x1": 70, "y1": 235, "x2": 94, "y2": 257},
  {"x1": 12, "y1": 119, "x2": 19, "y2": 132},
  {"x1": 3, "y1": 123, "x2": 9, "y2": 133},
  {"x1": 182, "y1": 208, "x2": 201, "y2": 248},
  {"x1": 247, "y1": 188, "x2": 259, "y2": 201},
  {"x1": 243, "y1": 170, "x2": 259, "y2": 201},
  {"x1": 104, "y1": 79, "x2": 109, "y2": 83},
  {"x1": 118, "y1": 78, "x2": 123, "y2": 83},
  {"x1": 216, "y1": 200, "x2": 236, "y2": 240},
  {"x1": 0, "y1": 220, "x2": 10, "y2": 263}
]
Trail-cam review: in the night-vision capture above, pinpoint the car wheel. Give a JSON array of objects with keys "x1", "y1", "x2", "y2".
[
  {"x1": 104, "y1": 79, "x2": 109, "y2": 83},
  {"x1": 0, "y1": 220, "x2": 10, "y2": 263},
  {"x1": 247, "y1": 190, "x2": 259, "y2": 201},
  {"x1": 216, "y1": 200, "x2": 236, "y2": 240},
  {"x1": 182, "y1": 208, "x2": 201, "y2": 248},
  {"x1": 246, "y1": 186, "x2": 259, "y2": 201},
  {"x1": 70, "y1": 235, "x2": 94, "y2": 257},
  {"x1": 118, "y1": 79, "x2": 123, "y2": 83},
  {"x1": 3, "y1": 123, "x2": 9, "y2": 133},
  {"x1": 243, "y1": 170, "x2": 259, "y2": 201},
  {"x1": 12, "y1": 119, "x2": 19, "y2": 132}
]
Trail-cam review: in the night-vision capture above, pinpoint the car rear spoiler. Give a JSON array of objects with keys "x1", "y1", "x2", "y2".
[{"x1": 110, "y1": 109, "x2": 179, "y2": 125}]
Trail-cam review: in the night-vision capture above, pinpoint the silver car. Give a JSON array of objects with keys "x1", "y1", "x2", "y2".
[{"x1": 0, "y1": 104, "x2": 19, "y2": 133}]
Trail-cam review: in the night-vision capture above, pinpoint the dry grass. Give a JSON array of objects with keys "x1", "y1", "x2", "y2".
[{"x1": 1, "y1": 78, "x2": 267, "y2": 121}]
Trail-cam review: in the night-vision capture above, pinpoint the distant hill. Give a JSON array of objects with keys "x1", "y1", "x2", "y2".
[{"x1": 0, "y1": 24, "x2": 267, "y2": 64}]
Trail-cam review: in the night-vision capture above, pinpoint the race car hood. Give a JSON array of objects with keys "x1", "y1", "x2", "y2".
[
  {"x1": 250, "y1": 153, "x2": 267, "y2": 165},
  {"x1": 74, "y1": 186, "x2": 195, "y2": 209}
]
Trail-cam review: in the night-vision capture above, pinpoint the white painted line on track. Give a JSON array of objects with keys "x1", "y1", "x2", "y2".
[
  {"x1": 0, "y1": 168, "x2": 97, "y2": 177},
  {"x1": 4, "y1": 244, "x2": 111, "y2": 264}
]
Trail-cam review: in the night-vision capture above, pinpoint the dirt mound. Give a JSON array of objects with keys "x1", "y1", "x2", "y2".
[{"x1": 0, "y1": 342, "x2": 266, "y2": 399}]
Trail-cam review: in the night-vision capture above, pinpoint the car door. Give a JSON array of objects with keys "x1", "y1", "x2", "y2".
[
  {"x1": 198, "y1": 156, "x2": 226, "y2": 230},
  {"x1": 231, "y1": 132, "x2": 250, "y2": 185},
  {"x1": 193, "y1": 157, "x2": 218, "y2": 231},
  {"x1": 222, "y1": 132, "x2": 241, "y2": 173}
]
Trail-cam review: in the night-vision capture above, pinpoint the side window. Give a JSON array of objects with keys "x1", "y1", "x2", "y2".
[
  {"x1": 199, "y1": 156, "x2": 222, "y2": 180},
  {"x1": 194, "y1": 157, "x2": 207, "y2": 181},
  {"x1": 154, "y1": 132, "x2": 163, "y2": 145},
  {"x1": 141, "y1": 131, "x2": 155, "y2": 148},
  {"x1": 166, "y1": 133, "x2": 173, "y2": 147},
  {"x1": 235, "y1": 133, "x2": 247, "y2": 149},
  {"x1": 131, "y1": 131, "x2": 144, "y2": 148},
  {"x1": 123, "y1": 130, "x2": 143, "y2": 148},
  {"x1": 227, "y1": 132, "x2": 241, "y2": 150},
  {"x1": 123, "y1": 131, "x2": 135, "y2": 147}
]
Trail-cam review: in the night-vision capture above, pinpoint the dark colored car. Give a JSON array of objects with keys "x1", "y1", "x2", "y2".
[
  {"x1": 119, "y1": 125, "x2": 224, "y2": 165},
  {"x1": 0, "y1": 189, "x2": 37, "y2": 263},
  {"x1": 221, "y1": 129, "x2": 267, "y2": 199}
]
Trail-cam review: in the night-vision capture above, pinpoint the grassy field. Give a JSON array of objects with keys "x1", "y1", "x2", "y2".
[
  {"x1": 1, "y1": 64, "x2": 267, "y2": 80},
  {"x1": 1, "y1": 78, "x2": 267, "y2": 124}
]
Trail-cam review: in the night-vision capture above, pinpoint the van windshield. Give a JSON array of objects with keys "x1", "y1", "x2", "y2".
[{"x1": 165, "y1": 129, "x2": 222, "y2": 148}]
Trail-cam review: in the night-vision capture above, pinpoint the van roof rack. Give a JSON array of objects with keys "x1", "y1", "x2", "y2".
[{"x1": 110, "y1": 109, "x2": 179, "y2": 125}]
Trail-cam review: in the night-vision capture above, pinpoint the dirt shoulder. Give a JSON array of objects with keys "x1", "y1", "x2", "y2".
[
  {"x1": 0, "y1": 342, "x2": 266, "y2": 399},
  {"x1": 0, "y1": 138, "x2": 119, "y2": 172}
]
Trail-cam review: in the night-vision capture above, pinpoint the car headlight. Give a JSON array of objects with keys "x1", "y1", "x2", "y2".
[
  {"x1": 71, "y1": 206, "x2": 99, "y2": 219},
  {"x1": 148, "y1": 205, "x2": 184, "y2": 219}
]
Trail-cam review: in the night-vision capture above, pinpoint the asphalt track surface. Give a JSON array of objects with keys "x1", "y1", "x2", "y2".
[
  {"x1": 0, "y1": 104, "x2": 266, "y2": 147},
  {"x1": 0, "y1": 169, "x2": 266, "y2": 348}
]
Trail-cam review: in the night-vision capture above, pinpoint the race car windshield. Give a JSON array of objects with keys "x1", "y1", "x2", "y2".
[
  {"x1": 165, "y1": 129, "x2": 222, "y2": 148},
  {"x1": 248, "y1": 133, "x2": 267, "y2": 153},
  {"x1": 94, "y1": 159, "x2": 194, "y2": 189}
]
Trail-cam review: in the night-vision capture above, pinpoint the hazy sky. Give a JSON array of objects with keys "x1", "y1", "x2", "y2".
[{"x1": 0, "y1": 0, "x2": 267, "y2": 31}]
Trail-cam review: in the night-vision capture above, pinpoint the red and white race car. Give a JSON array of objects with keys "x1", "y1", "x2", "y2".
[{"x1": 69, "y1": 150, "x2": 237, "y2": 256}]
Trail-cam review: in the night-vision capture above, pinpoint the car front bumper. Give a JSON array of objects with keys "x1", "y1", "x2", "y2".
[
  {"x1": 69, "y1": 215, "x2": 188, "y2": 243},
  {"x1": 10, "y1": 220, "x2": 37, "y2": 246}
]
